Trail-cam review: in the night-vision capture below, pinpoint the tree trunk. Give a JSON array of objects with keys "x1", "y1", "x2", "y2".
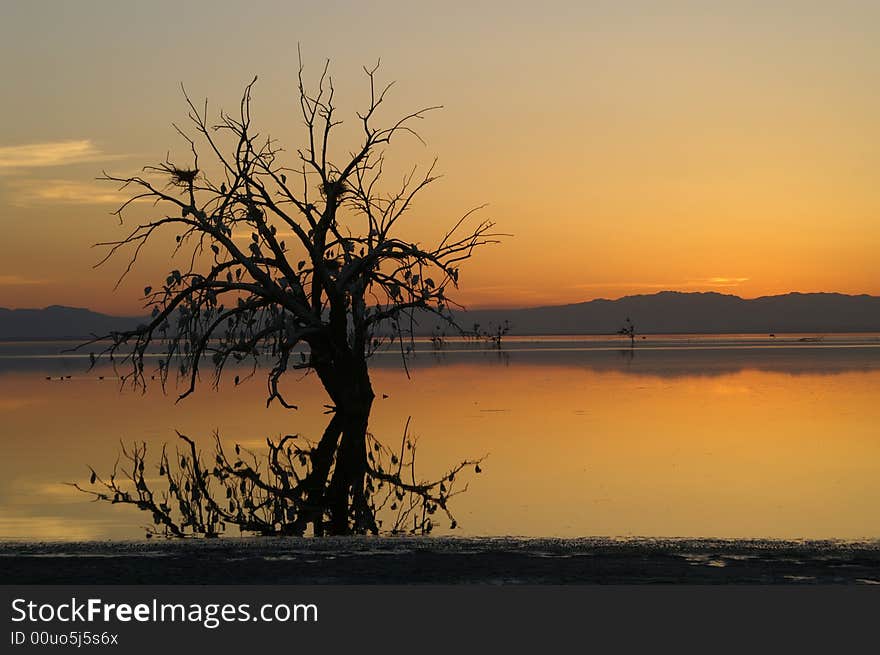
[
  {"x1": 327, "y1": 402, "x2": 375, "y2": 534},
  {"x1": 314, "y1": 356, "x2": 376, "y2": 535},
  {"x1": 291, "y1": 413, "x2": 343, "y2": 536}
]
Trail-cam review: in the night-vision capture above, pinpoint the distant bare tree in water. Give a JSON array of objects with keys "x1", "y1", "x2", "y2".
[
  {"x1": 78, "y1": 55, "x2": 499, "y2": 536},
  {"x1": 466, "y1": 320, "x2": 511, "y2": 349},
  {"x1": 483, "y1": 320, "x2": 511, "y2": 349},
  {"x1": 617, "y1": 317, "x2": 636, "y2": 348},
  {"x1": 430, "y1": 325, "x2": 446, "y2": 350}
]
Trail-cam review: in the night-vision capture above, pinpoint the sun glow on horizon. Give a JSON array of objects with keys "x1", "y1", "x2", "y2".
[{"x1": 1, "y1": 2, "x2": 878, "y2": 314}]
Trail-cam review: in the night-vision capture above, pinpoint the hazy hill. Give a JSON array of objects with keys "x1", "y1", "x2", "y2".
[
  {"x1": 2, "y1": 292, "x2": 879, "y2": 339},
  {"x1": 0, "y1": 305, "x2": 144, "y2": 340},
  {"x1": 450, "y1": 291, "x2": 880, "y2": 335}
]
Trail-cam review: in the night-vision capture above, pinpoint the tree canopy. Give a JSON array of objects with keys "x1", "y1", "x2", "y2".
[{"x1": 79, "y1": 57, "x2": 499, "y2": 536}]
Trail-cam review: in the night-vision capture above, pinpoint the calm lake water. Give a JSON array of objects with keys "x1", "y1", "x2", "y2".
[{"x1": 2, "y1": 334, "x2": 879, "y2": 541}]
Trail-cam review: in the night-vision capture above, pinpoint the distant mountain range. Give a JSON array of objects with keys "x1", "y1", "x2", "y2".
[
  {"x1": 0, "y1": 305, "x2": 144, "y2": 340},
  {"x1": 454, "y1": 291, "x2": 880, "y2": 335},
  {"x1": 1, "y1": 292, "x2": 879, "y2": 340}
]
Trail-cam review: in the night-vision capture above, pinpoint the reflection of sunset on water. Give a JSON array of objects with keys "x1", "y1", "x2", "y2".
[{"x1": 2, "y1": 343, "x2": 879, "y2": 540}]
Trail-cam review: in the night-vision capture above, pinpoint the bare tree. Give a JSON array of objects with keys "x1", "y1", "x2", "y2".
[
  {"x1": 80, "y1": 57, "x2": 500, "y2": 535},
  {"x1": 480, "y1": 320, "x2": 511, "y2": 349},
  {"x1": 617, "y1": 317, "x2": 636, "y2": 348}
]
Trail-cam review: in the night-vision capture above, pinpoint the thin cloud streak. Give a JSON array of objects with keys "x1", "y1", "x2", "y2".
[
  {"x1": 0, "y1": 274, "x2": 46, "y2": 286},
  {"x1": 571, "y1": 277, "x2": 750, "y2": 291},
  {"x1": 0, "y1": 139, "x2": 124, "y2": 169},
  {"x1": 5, "y1": 179, "x2": 134, "y2": 206},
  {"x1": 705, "y1": 277, "x2": 750, "y2": 284}
]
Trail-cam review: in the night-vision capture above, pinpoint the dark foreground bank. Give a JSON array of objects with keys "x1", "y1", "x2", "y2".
[{"x1": 3, "y1": 537, "x2": 880, "y2": 584}]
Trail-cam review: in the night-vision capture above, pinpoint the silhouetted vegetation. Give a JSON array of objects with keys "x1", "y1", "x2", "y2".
[
  {"x1": 466, "y1": 320, "x2": 511, "y2": 349},
  {"x1": 77, "y1": 55, "x2": 500, "y2": 535},
  {"x1": 617, "y1": 317, "x2": 636, "y2": 348},
  {"x1": 74, "y1": 421, "x2": 482, "y2": 537},
  {"x1": 430, "y1": 326, "x2": 447, "y2": 350},
  {"x1": 428, "y1": 319, "x2": 511, "y2": 352},
  {"x1": 482, "y1": 320, "x2": 511, "y2": 349}
]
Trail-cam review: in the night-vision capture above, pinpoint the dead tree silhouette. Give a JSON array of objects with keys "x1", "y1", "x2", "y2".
[
  {"x1": 617, "y1": 317, "x2": 636, "y2": 348},
  {"x1": 76, "y1": 56, "x2": 499, "y2": 536}
]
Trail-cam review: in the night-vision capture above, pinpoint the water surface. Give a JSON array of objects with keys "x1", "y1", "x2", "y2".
[{"x1": 1, "y1": 335, "x2": 878, "y2": 540}]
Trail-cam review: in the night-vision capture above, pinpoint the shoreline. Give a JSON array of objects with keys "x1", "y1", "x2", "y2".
[{"x1": 3, "y1": 537, "x2": 880, "y2": 584}]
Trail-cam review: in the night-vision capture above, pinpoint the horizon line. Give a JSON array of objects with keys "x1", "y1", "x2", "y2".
[{"x1": 2, "y1": 289, "x2": 878, "y2": 317}]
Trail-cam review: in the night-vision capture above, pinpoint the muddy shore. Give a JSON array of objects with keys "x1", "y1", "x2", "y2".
[{"x1": 3, "y1": 537, "x2": 880, "y2": 584}]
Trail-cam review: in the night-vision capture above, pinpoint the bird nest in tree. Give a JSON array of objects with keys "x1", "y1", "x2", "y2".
[
  {"x1": 169, "y1": 167, "x2": 199, "y2": 186},
  {"x1": 321, "y1": 179, "x2": 346, "y2": 198}
]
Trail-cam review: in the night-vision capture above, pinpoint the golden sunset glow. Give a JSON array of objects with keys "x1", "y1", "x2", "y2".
[
  {"x1": 1, "y1": 2, "x2": 879, "y2": 314},
  {"x1": 3, "y1": 350, "x2": 879, "y2": 540}
]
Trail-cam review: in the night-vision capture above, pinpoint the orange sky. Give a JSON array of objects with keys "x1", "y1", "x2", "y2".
[{"x1": 1, "y1": 2, "x2": 878, "y2": 315}]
